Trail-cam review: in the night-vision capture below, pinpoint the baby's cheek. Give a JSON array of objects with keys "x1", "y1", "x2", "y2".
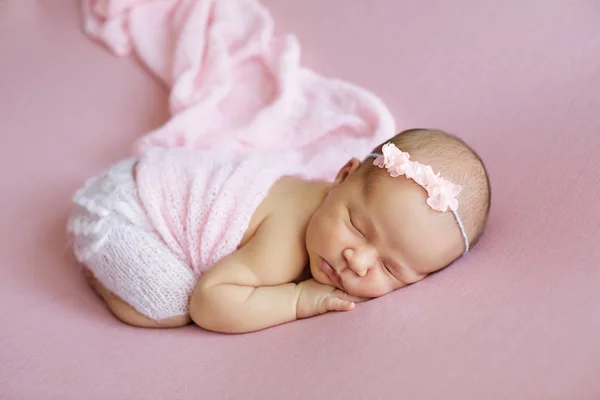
[{"x1": 320, "y1": 221, "x2": 340, "y2": 248}]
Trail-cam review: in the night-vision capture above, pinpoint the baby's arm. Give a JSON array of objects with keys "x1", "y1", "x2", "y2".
[{"x1": 189, "y1": 217, "x2": 358, "y2": 334}]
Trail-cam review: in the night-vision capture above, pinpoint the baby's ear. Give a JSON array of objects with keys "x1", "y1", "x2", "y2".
[{"x1": 333, "y1": 158, "x2": 362, "y2": 185}]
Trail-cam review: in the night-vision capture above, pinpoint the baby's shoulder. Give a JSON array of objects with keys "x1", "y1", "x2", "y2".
[
  {"x1": 265, "y1": 176, "x2": 321, "y2": 228},
  {"x1": 236, "y1": 176, "x2": 317, "y2": 282},
  {"x1": 241, "y1": 175, "x2": 313, "y2": 242}
]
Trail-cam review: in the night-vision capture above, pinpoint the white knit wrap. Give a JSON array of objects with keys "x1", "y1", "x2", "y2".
[{"x1": 67, "y1": 159, "x2": 197, "y2": 320}]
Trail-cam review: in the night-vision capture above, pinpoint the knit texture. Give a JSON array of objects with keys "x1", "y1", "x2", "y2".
[
  {"x1": 68, "y1": 159, "x2": 197, "y2": 320},
  {"x1": 82, "y1": 0, "x2": 395, "y2": 182},
  {"x1": 135, "y1": 147, "x2": 306, "y2": 276}
]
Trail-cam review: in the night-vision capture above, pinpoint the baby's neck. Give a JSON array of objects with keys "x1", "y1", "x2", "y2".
[
  {"x1": 269, "y1": 175, "x2": 332, "y2": 227},
  {"x1": 294, "y1": 176, "x2": 332, "y2": 209}
]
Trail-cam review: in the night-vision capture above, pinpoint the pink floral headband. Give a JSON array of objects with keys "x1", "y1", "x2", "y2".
[{"x1": 369, "y1": 143, "x2": 469, "y2": 254}]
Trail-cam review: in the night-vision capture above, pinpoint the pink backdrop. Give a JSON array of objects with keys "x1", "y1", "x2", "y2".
[{"x1": 1, "y1": 0, "x2": 599, "y2": 398}]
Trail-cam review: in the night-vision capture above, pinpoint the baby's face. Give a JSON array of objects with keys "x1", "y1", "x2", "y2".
[{"x1": 305, "y1": 158, "x2": 464, "y2": 298}]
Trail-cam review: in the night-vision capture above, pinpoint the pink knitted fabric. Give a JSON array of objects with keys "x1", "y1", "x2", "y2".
[
  {"x1": 81, "y1": 0, "x2": 396, "y2": 182},
  {"x1": 135, "y1": 147, "x2": 306, "y2": 275}
]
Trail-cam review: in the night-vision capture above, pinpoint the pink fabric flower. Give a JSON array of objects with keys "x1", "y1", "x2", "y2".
[
  {"x1": 372, "y1": 142, "x2": 462, "y2": 212},
  {"x1": 427, "y1": 180, "x2": 461, "y2": 212},
  {"x1": 374, "y1": 143, "x2": 411, "y2": 177}
]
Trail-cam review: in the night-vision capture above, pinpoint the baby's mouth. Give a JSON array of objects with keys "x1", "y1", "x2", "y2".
[{"x1": 320, "y1": 257, "x2": 344, "y2": 289}]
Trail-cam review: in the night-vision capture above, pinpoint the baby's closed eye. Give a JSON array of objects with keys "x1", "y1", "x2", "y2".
[
  {"x1": 381, "y1": 261, "x2": 393, "y2": 274},
  {"x1": 347, "y1": 208, "x2": 364, "y2": 238}
]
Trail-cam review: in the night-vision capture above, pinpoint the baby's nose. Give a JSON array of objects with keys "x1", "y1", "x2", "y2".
[{"x1": 343, "y1": 247, "x2": 376, "y2": 277}]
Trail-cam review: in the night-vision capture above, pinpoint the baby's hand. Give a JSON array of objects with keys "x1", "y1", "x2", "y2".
[{"x1": 296, "y1": 279, "x2": 364, "y2": 319}]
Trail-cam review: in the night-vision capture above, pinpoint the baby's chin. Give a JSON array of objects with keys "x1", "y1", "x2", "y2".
[{"x1": 313, "y1": 273, "x2": 331, "y2": 287}]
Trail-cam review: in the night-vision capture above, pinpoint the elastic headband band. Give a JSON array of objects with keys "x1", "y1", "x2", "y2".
[{"x1": 369, "y1": 143, "x2": 469, "y2": 254}]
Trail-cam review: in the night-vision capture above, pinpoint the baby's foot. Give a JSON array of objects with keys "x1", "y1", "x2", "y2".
[
  {"x1": 82, "y1": 268, "x2": 94, "y2": 280},
  {"x1": 82, "y1": 268, "x2": 104, "y2": 299}
]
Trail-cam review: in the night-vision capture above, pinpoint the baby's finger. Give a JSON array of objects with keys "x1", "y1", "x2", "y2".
[
  {"x1": 325, "y1": 296, "x2": 355, "y2": 312},
  {"x1": 335, "y1": 290, "x2": 369, "y2": 304}
]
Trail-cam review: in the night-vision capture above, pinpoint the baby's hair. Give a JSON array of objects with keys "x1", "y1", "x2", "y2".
[{"x1": 362, "y1": 128, "x2": 492, "y2": 250}]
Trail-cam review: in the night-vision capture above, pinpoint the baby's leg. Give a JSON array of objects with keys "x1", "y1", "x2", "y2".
[
  {"x1": 83, "y1": 269, "x2": 190, "y2": 328},
  {"x1": 75, "y1": 218, "x2": 198, "y2": 327}
]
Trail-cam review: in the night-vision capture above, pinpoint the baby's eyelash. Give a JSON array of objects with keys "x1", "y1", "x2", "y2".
[{"x1": 382, "y1": 261, "x2": 393, "y2": 274}]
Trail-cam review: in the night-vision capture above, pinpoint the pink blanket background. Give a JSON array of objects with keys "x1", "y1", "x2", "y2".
[{"x1": 1, "y1": 0, "x2": 599, "y2": 399}]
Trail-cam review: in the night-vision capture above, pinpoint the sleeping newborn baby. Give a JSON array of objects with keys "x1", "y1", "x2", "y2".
[{"x1": 68, "y1": 128, "x2": 491, "y2": 333}]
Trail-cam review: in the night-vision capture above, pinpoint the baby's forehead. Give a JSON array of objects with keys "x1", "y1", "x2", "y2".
[
  {"x1": 363, "y1": 170, "x2": 422, "y2": 205},
  {"x1": 362, "y1": 172, "x2": 430, "y2": 230},
  {"x1": 362, "y1": 172, "x2": 459, "y2": 264}
]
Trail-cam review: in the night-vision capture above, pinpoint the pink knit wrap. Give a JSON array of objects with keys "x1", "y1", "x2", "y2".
[
  {"x1": 135, "y1": 148, "x2": 306, "y2": 275},
  {"x1": 82, "y1": 0, "x2": 395, "y2": 182}
]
